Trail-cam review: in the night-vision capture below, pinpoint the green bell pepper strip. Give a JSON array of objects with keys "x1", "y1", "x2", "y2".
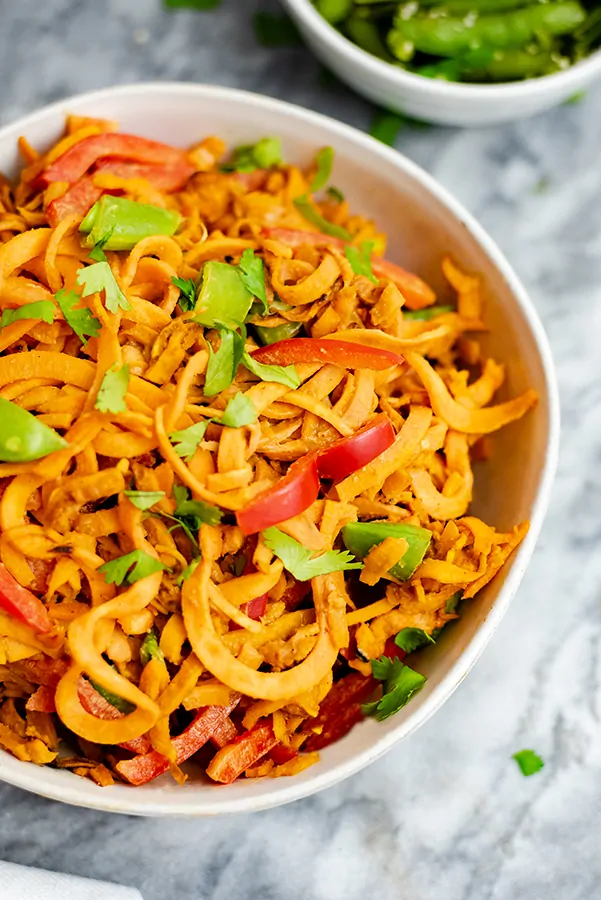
[
  {"x1": 0, "y1": 397, "x2": 68, "y2": 463},
  {"x1": 403, "y1": 304, "x2": 455, "y2": 321},
  {"x1": 80, "y1": 196, "x2": 181, "y2": 251},
  {"x1": 341, "y1": 521, "x2": 431, "y2": 581},
  {"x1": 140, "y1": 628, "x2": 164, "y2": 666},
  {"x1": 193, "y1": 261, "x2": 254, "y2": 329},
  {"x1": 254, "y1": 321, "x2": 303, "y2": 345},
  {"x1": 389, "y1": 2, "x2": 586, "y2": 61},
  {"x1": 315, "y1": 0, "x2": 353, "y2": 26}
]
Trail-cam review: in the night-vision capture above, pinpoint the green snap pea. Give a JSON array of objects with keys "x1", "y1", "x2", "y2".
[
  {"x1": 417, "y1": 0, "x2": 540, "y2": 12},
  {"x1": 389, "y1": 2, "x2": 586, "y2": 61},
  {"x1": 253, "y1": 321, "x2": 303, "y2": 345},
  {"x1": 341, "y1": 521, "x2": 432, "y2": 581},
  {"x1": 80, "y1": 196, "x2": 181, "y2": 251},
  {"x1": 346, "y1": 13, "x2": 391, "y2": 59},
  {"x1": 315, "y1": 0, "x2": 353, "y2": 25},
  {"x1": 462, "y1": 48, "x2": 563, "y2": 82},
  {"x1": 0, "y1": 397, "x2": 68, "y2": 463}
]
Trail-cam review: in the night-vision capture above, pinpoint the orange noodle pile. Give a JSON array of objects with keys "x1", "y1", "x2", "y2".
[{"x1": 0, "y1": 117, "x2": 537, "y2": 786}]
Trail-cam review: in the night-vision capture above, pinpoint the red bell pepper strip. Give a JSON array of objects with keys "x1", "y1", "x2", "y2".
[
  {"x1": 46, "y1": 177, "x2": 104, "y2": 227},
  {"x1": 206, "y1": 719, "x2": 278, "y2": 784},
  {"x1": 304, "y1": 672, "x2": 377, "y2": 752},
  {"x1": 0, "y1": 563, "x2": 52, "y2": 634},
  {"x1": 251, "y1": 338, "x2": 403, "y2": 371},
  {"x1": 93, "y1": 157, "x2": 194, "y2": 192},
  {"x1": 116, "y1": 695, "x2": 241, "y2": 786},
  {"x1": 243, "y1": 593, "x2": 268, "y2": 620},
  {"x1": 77, "y1": 676, "x2": 152, "y2": 752},
  {"x1": 262, "y1": 227, "x2": 436, "y2": 310},
  {"x1": 236, "y1": 453, "x2": 319, "y2": 535},
  {"x1": 280, "y1": 578, "x2": 311, "y2": 611},
  {"x1": 25, "y1": 685, "x2": 56, "y2": 713},
  {"x1": 269, "y1": 743, "x2": 298, "y2": 765},
  {"x1": 38, "y1": 133, "x2": 193, "y2": 187},
  {"x1": 120, "y1": 735, "x2": 153, "y2": 755},
  {"x1": 210, "y1": 716, "x2": 238, "y2": 749},
  {"x1": 316, "y1": 413, "x2": 395, "y2": 482}
]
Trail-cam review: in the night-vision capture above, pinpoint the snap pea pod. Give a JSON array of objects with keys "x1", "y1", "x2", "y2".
[
  {"x1": 461, "y1": 48, "x2": 563, "y2": 82},
  {"x1": 389, "y1": 2, "x2": 586, "y2": 61},
  {"x1": 315, "y1": 0, "x2": 353, "y2": 25},
  {"x1": 346, "y1": 13, "x2": 391, "y2": 59},
  {"x1": 341, "y1": 522, "x2": 431, "y2": 581},
  {"x1": 416, "y1": 0, "x2": 543, "y2": 11},
  {"x1": 0, "y1": 397, "x2": 68, "y2": 463},
  {"x1": 254, "y1": 321, "x2": 303, "y2": 345}
]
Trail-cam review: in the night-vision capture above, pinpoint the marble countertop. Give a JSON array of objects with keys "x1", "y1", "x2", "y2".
[{"x1": 1, "y1": 2, "x2": 601, "y2": 898}]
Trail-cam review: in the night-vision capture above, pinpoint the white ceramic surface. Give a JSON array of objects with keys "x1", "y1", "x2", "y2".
[
  {"x1": 282, "y1": 0, "x2": 601, "y2": 127},
  {"x1": 0, "y1": 83, "x2": 559, "y2": 816}
]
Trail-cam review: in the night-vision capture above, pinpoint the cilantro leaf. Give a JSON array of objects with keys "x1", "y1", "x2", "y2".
[
  {"x1": 344, "y1": 242, "x2": 378, "y2": 284},
  {"x1": 173, "y1": 484, "x2": 222, "y2": 527},
  {"x1": 77, "y1": 261, "x2": 131, "y2": 314},
  {"x1": 238, "y1": 249, "x2": 267, "y2": 314},
  {"x1": 124, "y1": 490, "x2": 165, "y2": 511},
  {"x1": 220, "y1": 393, "x2": 257, "y2": 428},
  {"x1": 242, "y1": 347, "x2": 300, "y2": 390},
  {"x1": 176, "y1": 557, "x2": 201, "y2": 586},
  {"x1": 55, "y1": 289, "x2": 101, "y2": 344},
  {"x1": 310, "y1": 146, "x2": 334, "y2": 193},
  {"x1": 513, "y1": 749, "x2": 544, "y2": 777},
  {"x1": 204, "y1": 326, "x2": 245, "y2": 397},
  {"x1": 253, "y1": 12, "x2": 303, "y2": 47},
  {"x1": 172, "y1": 276, "x2": 197, "y2": 312},
  {"x1": 327, "y1": 186, "x2": 344, "y2": 203},
  {"x1": 169, "y1": 420, "x2": 209, "y2": 460},
  {"x1": 140, "y1": 628, "x2": 164, "y2": 666},
  {"x1": 445, "y1": 590, "x2": 462, "y2": 614},
  {"x1": 394, "y1": 627, "x2": 435, "y2": 654},
  {"x1": 98, "y1": 549, "x2": 167, "y2": 586},
  {"x1": 88, "y1": 227, "x2": 115, "y2": 262},
  {"x1": 263, "y1": 527, "x2": 363, "y2": 581},
  {"x1": 95, "y1": 364, "x2": 130, "y2": 414},
  {"x1": 369, "y1": 110, "x2": 405, "y2": 147},
  {"x1": 361, "y1": 655, "x2": 427, "y2": 721},
  {"x1": 0, "y1": 300, "x2": 55, "y2": 329},
  {"x1": 293, "y1": 196, "x2": 352, "y2": 241}
]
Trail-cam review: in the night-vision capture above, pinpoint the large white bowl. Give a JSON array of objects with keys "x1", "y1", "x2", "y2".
[
  {"x1": 0, "y1": 83, "x2": 559, "y2": 816},
  {"x1": 282, "y1": 0, "x2": 601, "y2": 126}
]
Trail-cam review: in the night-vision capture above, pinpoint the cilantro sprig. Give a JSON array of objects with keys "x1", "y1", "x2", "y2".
[
  {"x1": 361, "y1": 655, "x2": 427, "y2": 721},
  {"x1": 77, "y1": 261, "x2": 131, "y2": 314},
  {"x1": 95, "y1": 364, "x2": 130, "y2": 414},
  {"x1": 263, "y1": 528, "x2": 363, "y2": 581},
  {"x1": 169, "y1": 393, "x2": 258, "y2": 460},
  {"x1": 394, "y1": 627, "x2": 435, "y2": 654},
  {"x1": 98, "y1": 549, "x2": 168, "y2": 586},
  {"x1": 124, "y1": 490, "x2": 165, "y2": 511},
  {"x1": 0, "y1": 300, "x2": 55, "y2": 329},
  {"x1": 172, "y1": 276, "x2": 196, "y2": 312},
  {"x1": 55, "y1": 289, "x2": 101, "y2": 344}
]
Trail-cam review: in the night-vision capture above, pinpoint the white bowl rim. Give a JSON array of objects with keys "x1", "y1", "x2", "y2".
[
  {"x1": 0, "y1": 82, "x2": 560, "y2": 816},
  {"x1": 284, "y1": 0, "x2": 601, "y2": 102}
]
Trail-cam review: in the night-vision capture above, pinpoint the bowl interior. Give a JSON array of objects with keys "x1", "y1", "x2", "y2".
[{"x1": 0, "y1": 85, "x2": 558, "y2": 815}]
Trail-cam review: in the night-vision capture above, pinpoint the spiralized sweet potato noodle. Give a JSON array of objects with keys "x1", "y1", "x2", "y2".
[{"x1": 0, "y1": 118, "x2": 535, "y2": 784}]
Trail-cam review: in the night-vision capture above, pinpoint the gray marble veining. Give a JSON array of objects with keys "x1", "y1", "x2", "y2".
[{"x1": 1, "y1": 1, "x2": 601, "y2": 898}]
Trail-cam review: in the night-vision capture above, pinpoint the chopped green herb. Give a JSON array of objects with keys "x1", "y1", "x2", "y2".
[
  {"x1": 361, "y1": 655, "x2": 426, "y2": 721},
  {"x1": 403, "y1": 305, "x2": 455, "y2": 322},
  {"x1": 172, "y1": 276, "x2": 197, "y2": 312},
  {"x1": 123, "y1": 490, "x2": 165, "y2": 511},
  {"x1": 253, "y1": 12, "x2": 303, "y2": 47},
  {"x1": 242, "y1": 347, "x2": 300, "y2": 390},
  {"x1": 0, "y1": 300, "x2": 55, "y2": 329},
  {"x1": 220, "y1": 393, "x2": 257, "y2": 428},
  {"x1": 173, "y1": 484, "x2": 222, "y2": 527},
  {"x1": 238, "y1": 249, "x2": 268, "y2": 314},
  {"x1": 55, "y1": 289, "x2": 101, "y2": 343},
  {"x1": 513, "y1": 749, "x2": 544, "y2": 776},
  {"x1": 310, "y1": 146, "x2": 335, "y2": 193},
  {"x1": 445, "y1": 591, "x2": 462, "y2": 614},
  {"x1": 77, "y1": 261, "x2": 131, "y2": 314},
  {"x1": 95, "y1": 364, "x2": 130, "y2": 415},
  {"x1": 169, "y1": 420, "x2": 210, "y2": 461},
  {"x1": 176, "y1": 557, "x2": 201, "y2": 585},
  {"x1": 395, "y1": 627, "x2": 435, "y2": 654},
  {"x1": 326, "y1": 186, "x2": 345, "y2": 204},
  {"x1": 369, "y1": 110, "x2": 405, "y2": 147},
  {"x1": 293, "y1": 196, "x2": 352, "y2": 241},
  {"x1": 223, "y1": 137, "x2": 283, "y2": 174},
  {"x1": 88, "y1": 228, "x2": 114, "y2": 262},
  {"x1": 344, "y1": 241, "x2": 377, "y2": 283},
  {"x1": 263, "y1": 527, "x2": 362, "y2": 581},
  {"x1": 140, "y1": 628, "x2": 164, "y2": 666},
  {"x1": 98, "y1": 549, "x2": 167, "y2": 586}
]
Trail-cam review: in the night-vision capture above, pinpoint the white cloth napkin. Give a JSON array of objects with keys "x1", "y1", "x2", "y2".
[{"x1": 0, "y1": 861, "x2": 143, "y2": 900}]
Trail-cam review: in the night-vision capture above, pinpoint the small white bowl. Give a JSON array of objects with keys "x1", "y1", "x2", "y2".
[
  {"x1": 0, "y1": 83, "x2": 559, "y2": 816},
  {"x1": 282, "y1": 0, "x2": 601, "y2": 126}
]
